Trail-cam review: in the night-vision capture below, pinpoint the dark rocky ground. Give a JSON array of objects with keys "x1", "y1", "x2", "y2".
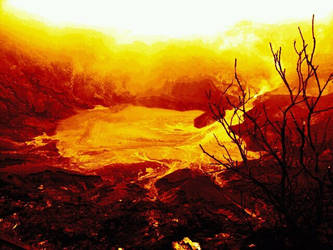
[{"x1": 0, "y1": 164, "x2": 252, "y2": 249}]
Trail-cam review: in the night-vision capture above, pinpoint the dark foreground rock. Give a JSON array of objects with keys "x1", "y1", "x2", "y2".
[{"x1": 0, "y1": 167, "x2": 251, "y2": 249}]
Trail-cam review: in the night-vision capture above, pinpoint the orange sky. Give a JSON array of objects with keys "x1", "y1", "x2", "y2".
[{"x1": 3, "y1": 0, "x2": 333, "y2": 42}]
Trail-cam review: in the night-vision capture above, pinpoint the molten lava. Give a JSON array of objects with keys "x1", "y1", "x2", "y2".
[{"x1": 51, "y1": 105, "x2": 205, "y2": 167}]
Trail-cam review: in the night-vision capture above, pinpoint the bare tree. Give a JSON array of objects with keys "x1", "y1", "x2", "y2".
[{"x1": 201, "y1": 15, "x2": 333, "y2": 248}]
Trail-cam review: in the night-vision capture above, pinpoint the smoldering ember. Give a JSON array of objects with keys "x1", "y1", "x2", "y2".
[{"x1": 0, "y1": 1, "x2": 333, "y2": 249}]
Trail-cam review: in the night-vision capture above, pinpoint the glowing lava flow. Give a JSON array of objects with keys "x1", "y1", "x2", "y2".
[
  {"x1": 37, "y1": 106, "x2": 207, "y2": 169},
  {"x1": 27, "y1": 104, "x2": 259, "y2": 174},
  {"x1": 52, "y1": 105, "x2": 205, "y2": 168}
]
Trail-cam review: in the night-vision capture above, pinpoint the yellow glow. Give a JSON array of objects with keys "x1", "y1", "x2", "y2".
[
  {"x1": 51, "y1": 106, "x2": 206, "y2": 167},
  {"x1": 4, "y1": 0, "x2": 333, "y2": 41},
  {"x1": 26, "y1": 105, "x2": 259, "y2": 171}
]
